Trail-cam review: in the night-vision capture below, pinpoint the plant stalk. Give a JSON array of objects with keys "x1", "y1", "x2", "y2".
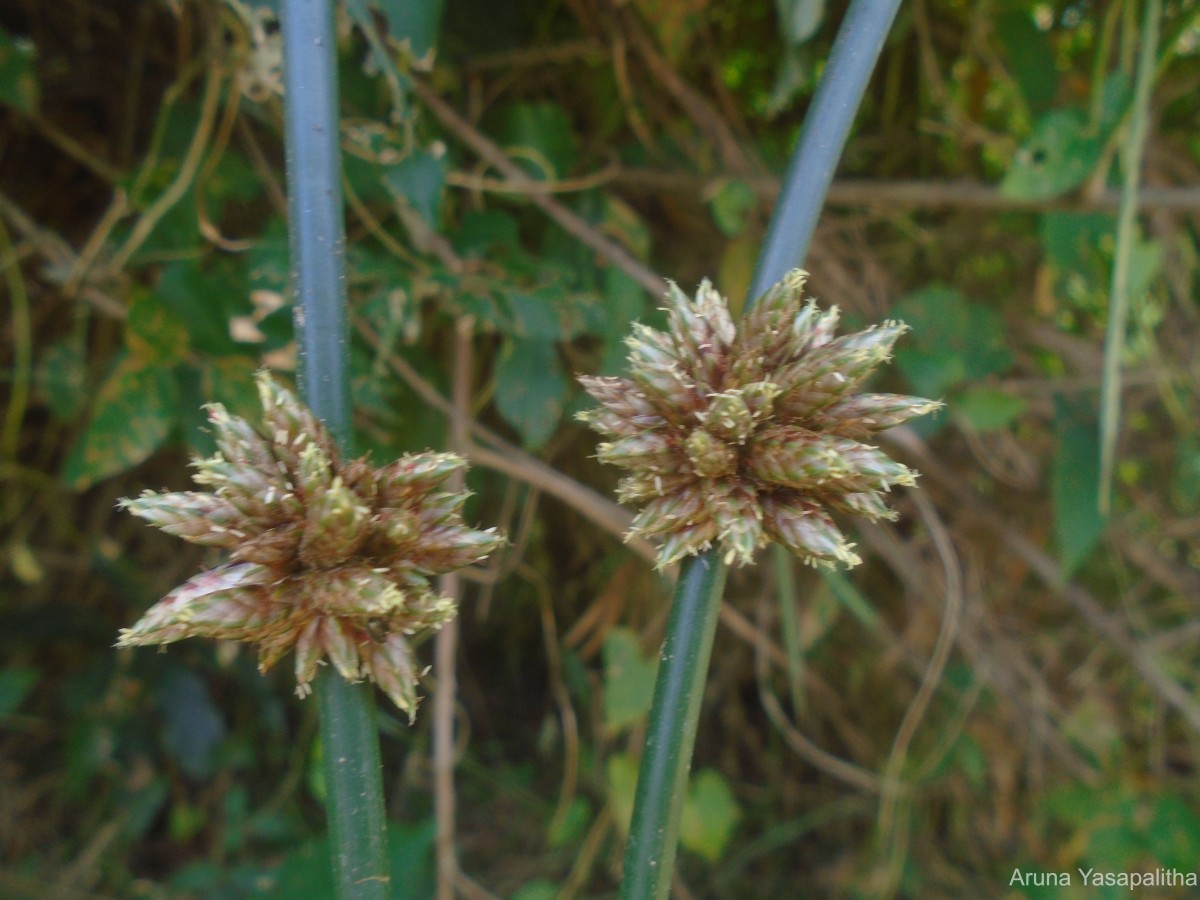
[
  {"x1": 280, "y1": 1, "x2": 391, "y2": 897},
  {"x1": 1098, "y1": 0, "x2": 1160, "y2": 514},
  {"x1": 619, "y1": 2, "x2": 902, "y2": 897},
  {"x1": 620, "y1": 553, "x2": 727, "y2": 900}
]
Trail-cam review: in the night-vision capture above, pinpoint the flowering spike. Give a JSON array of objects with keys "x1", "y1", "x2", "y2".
[
  {"x1": 707, "y1": 481, "x2": 764, "y2": 566},
  {"x1": 684, "y1": 429, "x2": 738, "y2": 479},
  {"x1": 817, "y1": 393, "x2": 943, "y2": 439},
  {"x1": 299, "y1": 476, "x2": 372, "y2": 567},
  {"x1": 120, "y1": 491, "x2": 246, "y2": 548},
  {"x1": 363, "y1": 634, "x2": 422, "y2": 721},
  {"x1": 117, "y1": 374, "x2": 504, "y2": 715},
  {"x1": 206, "y1": 403, "x2": 277, "y2": 473},
  {"x1": 761, "y1": 495, "x2": 861, "y2": 568},
  {"x1": 321, "y1": 617, "x2": 365, "y2": 681},
  {"x1": 598, "y1": 432, "x2": 676, "y2": 472},
  {"x1": 375, "y1": 452, "x2": 465, "y2": 506},
  {"x1": 115, "y1": 563, "x2": 276, "y2": 645},
  {"x1": 577, "y1": 271, "x2": 937, "y2": 569},
  {"x1": 699, "y1": 389, "x2": 756, "y2": 444}
]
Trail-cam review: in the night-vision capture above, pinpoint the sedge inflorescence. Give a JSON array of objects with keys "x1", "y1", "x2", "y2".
[
  {"x1": 118, "y1": 372, "x2": 504, "y2": 718},
  {"x1": 578, "y1": 270, "x2": 940, "y2": 570}
]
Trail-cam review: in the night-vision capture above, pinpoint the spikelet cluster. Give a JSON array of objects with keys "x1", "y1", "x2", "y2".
[
  {"x1": 118, "y1": 372, "x2": 504, "y2": 718},
  {"x1": 578, "y1": 270, "x2": 940, "y2": 570}
]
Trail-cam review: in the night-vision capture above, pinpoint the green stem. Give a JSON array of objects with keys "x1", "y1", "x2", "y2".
[
  {"x1": 620, "y1": 553, "x2": 727, "y2": 900},
  {"x1": 1098, "y1": 0, "x2": 1160, "y2": 514},
  {"x1": 620, "y1": 2, "x2": 901, "y2": 896},
  {"x1": 316, "y1": 670, "x2": 391, "y2": 897},
  {"x1": 280, "y1": 1, "x2": 390, "y2": 897}
]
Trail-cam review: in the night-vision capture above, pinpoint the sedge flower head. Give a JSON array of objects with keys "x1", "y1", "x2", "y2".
[
  {"x1": 578, "y1": 270, "x2": 940, "y2": 569},
  {"x1": 118, "y1": 372, "x2": 504, "y2": 719}
]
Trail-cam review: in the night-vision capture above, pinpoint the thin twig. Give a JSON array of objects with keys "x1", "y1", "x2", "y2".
[
  {"x1": 63, "y1": 189, "x2": 130, "y2": 298},
  {"x1": 611, "y1": 170, "x2": 1200, "y2": 212},
  {"x1": 1099, "y1": 0, "x2": 1162, "y2": 512},
  {"x1": 29, "y1": 113, "x2": 125, "y2": 184},
  {"x1": 434, "y1": 318, "x2": 474, "y2": 899},
  {"x1": 614, "y1": 3, "x2": 759, "y2": 178},
  {"x1": 875, "y1": 489, "x2": 964, "y2": 895},
  {"x1": 108, "y1": 62, "x2": 224, "y2": 274},
  {"x1": 518, "y1": 562, "x2": 582, "y2": 852},
  {"x1": 0, "y1": 217, "x2": 32, "y2": 463},
  {"x1": 461, "y1": 38, "x2": 605, "y2": 73},
  {"x1": 0, "y1": 192, "x2": 127, "y2": 320},
  {"x1": 443, "y1": 160, "x2": 619, "y2": 195}
]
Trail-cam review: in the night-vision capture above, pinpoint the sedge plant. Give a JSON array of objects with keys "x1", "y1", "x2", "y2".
[
  {"x1": 114, "y1": 1, "x2": 501, "y2": 897},
  {"x1": 576, "y1": 2, "x2": 926, "y2": 896}
]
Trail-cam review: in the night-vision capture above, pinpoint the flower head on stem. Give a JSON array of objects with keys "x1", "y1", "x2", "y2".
[
  {"x1": 118, "y1": 372, "x2": 504, "y2": 719},
  {"x1": 578, "y1": 270, "x2": 940, "y2": 570}
]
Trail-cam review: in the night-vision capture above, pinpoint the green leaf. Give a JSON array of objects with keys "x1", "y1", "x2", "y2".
[
  {"x1": 352, "y1": 0, "x2": 444, "y2": 58},
  {"x1": 247, "y1": 216, "x2": 291, "y2": 292},
  {"x1": 601, "y1": 195, "x2": 652, "y2": 260},
  {"x1": 37, "y1": 338, "x2": 87, "y2": 421},
  {"x1": 603, "y1": 627, "x2": 658, "y2": 732},
  {"x1": 1001, "y1": 108, "x2": 1103, "y2": 200},
  {"x1": 125, "y1": 288, "x2": 190, "y2": 362},
  {"x1": 765, "y1": 44, "x2": 814, "y2": 117},
  {"x1": 893, "y1": 286, "x2": 1013, "y2": 397},
  {"x1": 496, "y1": 101, "x2": 577, "y2": 181},
  {"x1": 158, "y1": 260, "x2": 251, "y2": 356},
  {"x1": 1039, "y1": 212, "x2": 1114, "y2": 287},
  {"x1": 1096, "y1": 70, "x2": 1132, "y2": 133},
  {"x1": 679, "y1": 768, "x2": 742, "y2": 862},
  {"x1": 511, "y1": 882, "x2": 559, "y2": 900},
  {"x1": 123, "y1": 776, "x2": 170, "y2": 841},
  {"x1": 384, "y1": 148, "x2": 445, "y2": 226},
  {"x1": 155, "y1": 667, "x2": 227, "y2": 780},
  {"x1": 1052, "y1": 404, "x2": 1107, "y2": 575},
  {"x1": 62, "y1": 353, "x2": 180, "y2": 490},
  {"x1": 709, "y1": 179, "x2": 757, "y2": 238},
  {"x1": 506, "y1": 289, "x2": 566, "y2": 342},
  {"x1": 0, "y1": 26, "x2": 38, "y2": 114},
  {"x1": 994, "y1": 11, "x2": 1058, "y2": 114},
  {"x1": 777, "y1": 0, "x2": 825, "y2": 44},
  {"x1": 494, "y1": 337, "x2": 567, "y2": 449},
  {"x1": 606, "y1": 751, "x2": 639, "y2": 836},
  {"x1": 1127, "y1": 235, "x2": 1163, "y2": 301},
  {"x1": 547, "y1": 795, "x2": 592, "y2": 849},
  {"x1": 1149, "y1": 794, "x2": 1200, "y2": 870},
  {"x1": 0, "y1": 667, "x2": 37, "y2": 718},
  {"x1": 454, "y1": 209, "x2": 519, "y2": 258},
  {"x1": 953, "y1": 387, "x2": 1027, "y2": 432}
]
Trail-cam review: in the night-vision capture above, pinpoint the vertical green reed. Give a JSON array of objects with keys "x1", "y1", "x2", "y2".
[
  {"x1": 619, "y1": 3, "x2": 903, "y2": 897},
  {"x1": 280, "y1": 1, "x2": 391, "y2": 896}
]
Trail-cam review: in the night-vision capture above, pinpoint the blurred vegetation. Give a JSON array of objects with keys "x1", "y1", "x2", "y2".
[{"x1": 1, "y1": 0, "x2": 1199, "y2": 897}]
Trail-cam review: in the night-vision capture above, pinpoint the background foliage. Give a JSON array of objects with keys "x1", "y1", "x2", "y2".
[{"x1": 1, "y1": 0, "x2": 1199, "y2": 896}]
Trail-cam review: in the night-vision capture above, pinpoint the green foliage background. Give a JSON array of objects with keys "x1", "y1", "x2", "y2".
[{"x1": 1, "y1": 0, "x2": 1199, "y2": 896}]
